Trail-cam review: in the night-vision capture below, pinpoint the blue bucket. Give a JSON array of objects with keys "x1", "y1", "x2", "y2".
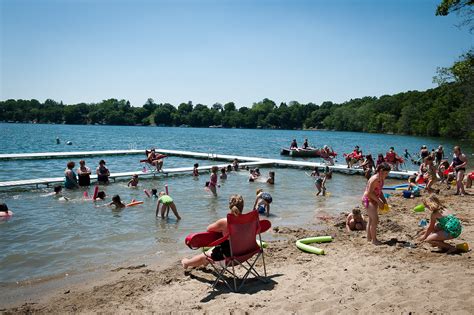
[{"x1": 403, "y1": 190, "x2": 412, "y2": 199}]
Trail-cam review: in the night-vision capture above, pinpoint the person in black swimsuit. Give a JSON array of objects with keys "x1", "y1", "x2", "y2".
[{"x1": 450, "y1": 146, "x2": 468, "y2": 195}]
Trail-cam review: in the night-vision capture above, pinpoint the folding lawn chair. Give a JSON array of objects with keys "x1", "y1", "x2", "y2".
[
  {"x1": 140, "y1": 149, "x2": 167, "y2": 172},
  {"x1": 203, "y1": 211, "x2": 271, "y2": 292}
]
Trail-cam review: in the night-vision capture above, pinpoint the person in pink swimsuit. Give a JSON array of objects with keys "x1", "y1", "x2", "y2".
[
  {"x1": 208, "y1": 166, "x2": 219, "y2": 196},
  {"x1": 362, "y1": 162, "x2": 391, "y2": 245}
]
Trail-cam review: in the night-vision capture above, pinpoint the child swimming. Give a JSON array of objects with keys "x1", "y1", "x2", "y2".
[
  {"x1": 151, "y1": 188, "x2": 158, "y2": 198},
  {"x1": 267, "y1": 171, "x2": 275, "y2": 184},
  {"x1": 108, "y1": 195, "x2": 126, "y2": 209},
  {"x1": 127, "y1": 174, "x2": 139, "y2": 187},
  {"x1": 220, "y1": 167, "x2": 227, "y2": 180},
  {"x1": 253, "y1": 189, "x2": 272, "y2": 216},
  {"x1": 248, "y1": 169, "x2": 257, "y2": 182},
  {"x1": 193, "y1": 163, "x2": 199, "y2": 177},
  {"x1": 0, "y1": 203, "x2": 13, "y2": 217},
  {"x1": 346, "y1": 208, "x2": 366, "y2": 232},
  {"x1": 418, "y1": 195, "x2": 462, "y2": 253},
  {"x1": 362, "y1": 162, "x2": 391, "y2": 245},
  {"x1": 155, "y1": 192, "x2": 181, "y2": 220},
  {"x1": 96, "y1": 191, "x2": 106, "y2": 200}
]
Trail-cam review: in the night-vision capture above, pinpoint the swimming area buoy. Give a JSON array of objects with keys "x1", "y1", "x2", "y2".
[
  {"x1": 92, "y1": 185, "x2": 99, "y2": 200},
  {"x1": 144, "y1": 189, "x2": 151, "y2": 198},
  {"x1": 296, "y1": 236, "x2": 332, "y2": 255},
  {"x1": 66, "y1": 141, "x2": 72, "y2": 145}
]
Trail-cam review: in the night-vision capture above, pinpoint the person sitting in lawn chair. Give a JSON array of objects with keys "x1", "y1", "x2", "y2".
[{"x1": 141, "y1": 148, "x2": 166, "y2": 172}]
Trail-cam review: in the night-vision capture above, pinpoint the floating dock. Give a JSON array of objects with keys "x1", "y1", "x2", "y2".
[{"x1": 0, "y1": 149, "x2": 416, "y2": 188}]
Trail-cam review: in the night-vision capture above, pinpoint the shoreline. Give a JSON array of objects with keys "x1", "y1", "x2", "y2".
[{"x1": 4, "y1": 190, "x2": 473, "y2": 313}]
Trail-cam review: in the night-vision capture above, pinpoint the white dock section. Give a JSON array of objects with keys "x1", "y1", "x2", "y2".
[
  {"x1": 0, "y1": 161, "x2": 273, "y2": 189},
  {"x1": 0, "y1": 149, "x2": 417, "y2": 189}
]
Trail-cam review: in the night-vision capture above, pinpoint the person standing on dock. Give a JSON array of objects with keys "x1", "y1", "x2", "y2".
[
  {"x1": 64, "y1": 161, "x2": 79, "y2": 189},
  {"x1": 77, "y1": 160, "x2": 91, "y2": 187},
  {"x1": 96, "y1": 160, "x2": 110, "y2": 184}
]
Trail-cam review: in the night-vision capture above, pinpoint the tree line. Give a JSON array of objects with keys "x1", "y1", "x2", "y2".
[{"x1": 0, "y1": 79, "x2": 472, "y2": 140}]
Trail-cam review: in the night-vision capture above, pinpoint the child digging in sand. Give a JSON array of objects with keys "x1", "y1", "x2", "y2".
[
  {"x1": 346, "y1": 208, "x2": 366, "y2": 232},
  {"x1": 418, "y1": 195, "x2": 462, "y2": 253},
  {"x1": 362, "y1": 162, "x2": 391, "y2": 245}
]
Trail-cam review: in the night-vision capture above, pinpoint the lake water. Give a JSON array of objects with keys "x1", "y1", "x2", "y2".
[{"x1": 0, "y1": 123, "x2": 472, "y2": 288}]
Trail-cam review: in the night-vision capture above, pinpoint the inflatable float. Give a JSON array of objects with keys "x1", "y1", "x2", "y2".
[
  {"x1": 296, "y1": 236, "x2": 332, "y2": 255},
  {"x1": 126, "y1": 200, "x2": 144, "y2": 207}
]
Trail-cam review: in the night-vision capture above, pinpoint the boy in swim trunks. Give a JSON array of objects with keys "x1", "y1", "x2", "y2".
[
  {"x1": 346, "y1": 208, "x2": 366, "y2": 232},
  {"x1": 156, "y1": 192, "x2": 181, "y2": 220},
  {"x1": 418, "y1": 195, "x2": 462, "y2": 253},
  {"x1": 253, "y1": 189, "x2": 272, "y2": 217},
  {"x1": 127, "y1": 174, "x2": 139, "y2": 187}
]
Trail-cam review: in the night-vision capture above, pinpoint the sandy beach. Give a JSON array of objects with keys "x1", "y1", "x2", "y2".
[{"x1": 3, "y1": 190, "x2": 473, "y2": 314}]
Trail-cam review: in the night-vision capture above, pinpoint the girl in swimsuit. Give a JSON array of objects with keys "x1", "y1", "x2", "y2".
[
  {"x1": 208, "y1": 166, "x2": 219, "y2": 196},
  {"x1": 450, "y1": 146, "x2": 468, "y2": 196},
  {"x1": 362, "y1": 162, "x2": 391, "y2": 245},
  {"x1": 418, "y1": 195, "x2": 462, "y2": 253},
  {"x1": 422, "y1": 156, "x2": 439, "y2": 194},
  {"x1": 156, "y1": 192, "x2": 181, "y2": 220}
]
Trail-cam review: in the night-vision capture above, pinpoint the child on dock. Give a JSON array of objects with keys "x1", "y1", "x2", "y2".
[
  {"x1": 127, "y1": 174, "x2": 139, "y2": 187},
  {"x1": 418, "y1": 195, "x2": 462, "y2": 253},
  {"x1": 362, "y1": 162, "x2": 391, "y2": 245},
  {"x1": 109, "y1": 195, "x2": 126, "y2": 209},
  {"x1": 253, "y1": 189, "x2": 272, "y2": 216},
  {"x1": 361, "y1": 154, "x2": 375, "y2": 180},
  {"x1": 193, "y1": 163, "x2": 199, "y2": 177},
  {"x1": 156, "y1": 192, "x2": 181, "y2": 220},
  {"x1": 346, "y1": 208, "x2": 366, "y2": 232}
]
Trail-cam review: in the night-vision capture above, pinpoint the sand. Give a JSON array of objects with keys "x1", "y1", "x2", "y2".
[{"x1": 3, "y1": 190, "x2": 473, "y2": 314}]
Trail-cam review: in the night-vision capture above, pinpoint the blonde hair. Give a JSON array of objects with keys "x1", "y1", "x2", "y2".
[
  {"x1": 229, "y1": 194, "x2": 244, "y2": 216},
  {"x1": 256, "y1": 188, "x2": 263, "y2": 195},
  {"x1": 423, "y1": 195, "x2": 445, "y2": 213}
]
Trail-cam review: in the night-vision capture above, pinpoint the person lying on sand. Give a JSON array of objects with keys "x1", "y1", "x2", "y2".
[{"x1": 346, "y1": 208, "x2": 366, "y2": 232}]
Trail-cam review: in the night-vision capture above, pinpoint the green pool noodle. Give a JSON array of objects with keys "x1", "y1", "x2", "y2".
[
  {"x1": 296, "y1": 236, "x2": 333, "y2": 255},
  {"x1": 413, "y1": 204, "x2": 425, "y2": 212}
]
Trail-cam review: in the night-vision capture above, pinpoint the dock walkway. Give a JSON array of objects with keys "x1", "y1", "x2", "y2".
[{"x1": 0, "y1": 149, "x2": 416, "y2": 188}]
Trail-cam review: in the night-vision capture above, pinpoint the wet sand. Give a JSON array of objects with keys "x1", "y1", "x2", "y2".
[{"x1": 3, "y1": 190, "x2": 473, "y2": 314}]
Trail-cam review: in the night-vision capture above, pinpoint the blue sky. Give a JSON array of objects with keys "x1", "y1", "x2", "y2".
[{"x1": 1, "y1": 0, "x2": 472, "y2": 107}]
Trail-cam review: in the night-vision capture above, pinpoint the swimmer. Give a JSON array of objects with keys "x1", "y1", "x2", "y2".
[
  {"x1": 346, "y1": 208, "x2": 366, "y2": 232},
  {"x1": 108, "y1": 195, "x2": 126, "y2": 209},
  {"x1": 267, "y1": 171, "x2": 275, "y2": 184},
  {"x1": 253, "y1": 189, "x2": 272, "y2": 216},
  {"x1": 0, "y1": 203, "x2": 13, "y2": 217},
  {"x1": 53, "y1": 185, "x2": 69, "y2": 201},
  {"x1": 232, "y1": 159, "x2": 239, "y2": 171},
  {"x1": 151, "y1": 188, "x2": 158, "y2": 198},
  {"x1": 96, "y1": 191, "x2": 106, "y2": 200},
  {"x1": 155, "y1": 192, "x2": 181, "y2": 220},
  {"x1": 127, "y1": 174, "x2": 139, "y2": 187},
  {"x1": 193, "y1": 163, "x2": 199, "y2": 177},
  {"x1": 226, "y1": 164, "x2": 232, "y2": 172},
  {"x1": 254, "y1": 168, "x2": 261, "y2": 177},
  {"x1": 248, "y1": 169, "x2": 258, "y2": 182},
  {"x1": 220, "y1": 167, "x2": 227, "y2": 180}
]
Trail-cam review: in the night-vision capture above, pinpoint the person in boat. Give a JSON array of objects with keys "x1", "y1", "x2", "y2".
[
  {"x1": 385, "y1": 147, "x2": 402, "y2": 171},
  {"x1": 302, "y1": 138, "x2": 309, "y2": 150},
  {"x1": 77, "y1": 160, "x2": 91, "y2": 187},
  {"x1": 450, "y1": 146, "x2": 468, "y2": 196},
  {"x1": 320, "y1": 145, "x2": 335, "y2": 165},
  {"x1": 64, "y1": 161, "x2": 79, "y2": 189},
  {"x1": 345, "y1": 145, "x2": 363, "y2": 168},
  {"x1": 290, "y1": 139, "x2": 298, "y2": 150},
  {"x1": 146, "y1": 148, "x2": 164, "y2": 172}
]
